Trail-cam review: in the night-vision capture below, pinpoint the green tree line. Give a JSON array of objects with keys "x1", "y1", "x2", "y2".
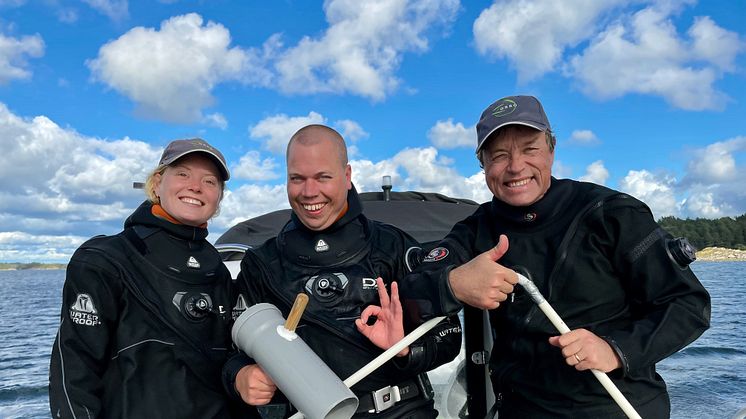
[{"x1": 659, "y1": 214, "x2": 746, "y2": 250}]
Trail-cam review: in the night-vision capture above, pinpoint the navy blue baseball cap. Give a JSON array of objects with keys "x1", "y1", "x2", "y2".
[{"x1": 476, "y1": 95, "x2": 550, "y2": 153}]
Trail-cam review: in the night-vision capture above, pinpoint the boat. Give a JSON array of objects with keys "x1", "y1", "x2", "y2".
[{"x1": 215, "y1": 187, "x2": 486, "y2": 418}]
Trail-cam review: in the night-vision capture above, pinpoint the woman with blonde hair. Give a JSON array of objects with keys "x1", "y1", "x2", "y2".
[{"x1": 49, "y1": 138, "x2": 258, "y2": 418}]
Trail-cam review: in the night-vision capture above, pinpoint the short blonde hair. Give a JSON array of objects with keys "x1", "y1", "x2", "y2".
[{"x1": 144, "y1": 165, "x2": 169, "y2": 204}]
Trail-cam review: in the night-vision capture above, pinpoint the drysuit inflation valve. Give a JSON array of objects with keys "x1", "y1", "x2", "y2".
[
  {"x1": 172, "y1": 292, "x2": 214, "y2": 320},
  {"x1": 667, "y1": 237, "x2": 697, "y2": 267}
]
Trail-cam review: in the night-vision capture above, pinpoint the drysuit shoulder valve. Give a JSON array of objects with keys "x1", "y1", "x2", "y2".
[{"x1": 667, "y1": 237, "x2": 697, "y2": 267}]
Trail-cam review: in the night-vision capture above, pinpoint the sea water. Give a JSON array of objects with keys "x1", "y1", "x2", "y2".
[{"x1": 1, "y1": 263, "x2": 744, "y2": 419}]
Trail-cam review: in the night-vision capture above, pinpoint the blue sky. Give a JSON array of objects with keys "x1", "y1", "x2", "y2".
[{"x1": 1, "y1": 0, "x2": 744, "y2": 263}]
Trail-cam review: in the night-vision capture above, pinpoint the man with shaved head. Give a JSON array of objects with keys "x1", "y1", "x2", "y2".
[{"x1": 224, "y1": 124, "x2": 462, "y2": 418}]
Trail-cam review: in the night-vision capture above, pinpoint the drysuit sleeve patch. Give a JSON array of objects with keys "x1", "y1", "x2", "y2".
[
  {"x1": 423, "y1": 247, "x2": 449, "y2": 263},
  {"x1": 69, "y1": 293, "x2": 102, "y2": 326}
]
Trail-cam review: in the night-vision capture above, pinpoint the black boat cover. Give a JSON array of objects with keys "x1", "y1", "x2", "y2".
[{"x1": 216, "y1": 191, "x2": 479, "y2": 248}]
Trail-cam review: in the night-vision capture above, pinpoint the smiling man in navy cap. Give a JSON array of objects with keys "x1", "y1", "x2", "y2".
[{"x1": 400, "y1": 95, "x2": 711, "y2": 418}]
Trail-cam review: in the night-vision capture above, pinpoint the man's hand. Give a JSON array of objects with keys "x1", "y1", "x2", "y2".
[
  {"x1": 448, "y1": 234, "x2": 518, "y2": 309},
  {"x1": 548, "y1": 328, "x2": 622, "y2": 372},
  {"x1": 235, "y1": 364, "x2": 277, "y2": 406},
  {"x1": 356, "y1": 277, "x2": 409, "y2": 357}
]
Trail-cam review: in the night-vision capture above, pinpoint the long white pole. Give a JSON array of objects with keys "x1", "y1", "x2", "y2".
[
  {"x1": 342, "y1": 315, "x2": 446, "y2": 387},
  {"x1": 516, "y1": 274, "x2": 642, "y2": 419}
]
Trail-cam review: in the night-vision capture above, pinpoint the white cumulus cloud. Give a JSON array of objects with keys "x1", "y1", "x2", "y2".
[
  {"x1": 683, "y1": 189, "x2": 732, "y2": 219},
  {"x1": 334, "y1": 119, "x2": 369, "y2": 142},
  {"x1": 566, "y1": 5, "x2": 745, "y2": 110},
  {"x1": 578, "y1": 160, "x2": 609, "y2": 185},
  {"x1": 0, "y1": 31, "x2": 44, "y2": 84},
  {"x1": 619, "y1": 169, "x2": 679, "y2": 220},
  {"x1": 392, "y1": 147, "x2": 490, "y2": 201},
  {"x1": 249, "y1": 111, "x2": 327, "y2": 154},
  {"x1": 87, "y1": 13, "x2": 270, "y2": 123},
  {"x1": 0, "y1": 102, "x2": 161, "y2": 241},
  {"x1": 473, "y1": 0, "x2": 624, "y2": 81},
  {"x1": 348, "y1": 146, "x2": 491, "y2": 203},
  {"x1": 273, "y1": 0, "x2": 460, "y2": 100},
  {"x1": 685, "y1": 136, "x2": 746, "y2": 183},
  {"x1": 428, "y1": 118, "x2": 474, "y2": 149},
  {"x1": 0, "y1": 231, "x2": 88, "y2": 263},
  {"x1": 473, "y1": 1, "x2": 745, "y2": 110},
  {"x1": 231, "y1": 151, "x2": 280, "y2": 181},
  {"x1": 249, "y1": 112, "x2": 371, "y2": 155},
  {"x1": 204, "y1": 112, "x2": 228, "y2": 130},
  {"x1": 82, "y1": 0, "x2": 129, "y2": 21},
  {"x1": 215, "y1": 184, "x2": 289, "y2": 232},
  {"x1": 567, "y1": 129, "x2": 600, "y2": 146},
  {"x1": 678, "y1": 136, "x2": 746, "y2": 218}
]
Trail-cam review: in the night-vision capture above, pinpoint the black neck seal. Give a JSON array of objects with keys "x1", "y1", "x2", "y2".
[
  {"x1": 124, "y1": 200, "x2": 209, "y2": 242},
  {"x1": 490, "y1": 177, "x2": 574, "y2": 228},
  {"x1": 279, "y1": 184, "x2": 371, "y2": 267}
]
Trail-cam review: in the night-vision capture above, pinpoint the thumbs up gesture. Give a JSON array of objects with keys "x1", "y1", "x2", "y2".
[{"x1": 448, "y1": 234, "x2": 518, "y2": 309}]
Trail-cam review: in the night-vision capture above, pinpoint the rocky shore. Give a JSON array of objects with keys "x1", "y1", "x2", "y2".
[
  {"x1": 696, "y1": 247, "x2": 746, "y2": 261},
  {"x1": 0, "y1": 263, "x2": 67, "y2": 270}
]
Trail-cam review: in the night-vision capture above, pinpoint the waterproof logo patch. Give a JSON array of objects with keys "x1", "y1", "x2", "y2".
[
  {"x1": 491, "y1": 99, "x2": 517, "y2": 118},
  {"x1": 69, "y1": 293, "x2": 101, "y2": 326},
  {"x1": 315, "y1": 239, "x2": 329, "y2": 253},
  {"x1": 423, "y1": 247, "x2": 449, "y2": 263},
  {"x1": 186, "y1": 256, "x2": 200, "y2": 269},
  {"x1": 232, "y1": 294, "x2": 248, "y2": 321}
]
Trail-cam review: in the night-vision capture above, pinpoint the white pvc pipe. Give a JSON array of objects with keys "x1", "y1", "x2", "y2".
[{"x1": 516, "y1": 274, "x2": 642, "y2": 419}]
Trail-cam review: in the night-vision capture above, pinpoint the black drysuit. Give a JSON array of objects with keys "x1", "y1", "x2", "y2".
[
  {"x1": 225, "y1": 187, "x2": 462, "y2": 418},
  {"x1": 400, "y1": 178, "x2": 711, "y2": 418},
  {"x1": 49, "y1": 201, "x2": 256, "y2": 419}
]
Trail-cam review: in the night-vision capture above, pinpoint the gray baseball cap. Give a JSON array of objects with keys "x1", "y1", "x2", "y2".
[
  {"x1": 476, "y1": 95, "x2": 550, "y2": 153},
  {"x1": 159, "y1": 138, "x2": 230, "y2": 181}
]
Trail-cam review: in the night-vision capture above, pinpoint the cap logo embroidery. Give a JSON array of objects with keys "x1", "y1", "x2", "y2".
[
  {"x1": 187, "y1": 256, "x2": 201, "y2": 269},
  {"x1": 187, "y1": 139, "x2": 216, "y2": 153},
  {"x1": 315, "y1": 239, "x2": 329, "y2": 253},
  {"x1": 492, "y1": 99, "x2": 517, "y2": 117}
]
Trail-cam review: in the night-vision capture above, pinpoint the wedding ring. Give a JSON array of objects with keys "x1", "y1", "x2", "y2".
[{"x1": 574, "y1": 354, "x2": 581, "y2": 362}]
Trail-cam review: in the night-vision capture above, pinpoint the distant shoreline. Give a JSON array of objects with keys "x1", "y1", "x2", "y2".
[
  {"x1": 696, "y1": 247, "x2": 746, "y2": 262},
  {"x1": 0, "y1": 263, "x2": 67, "y2": 271},
  {"x1": 1, "y1": 247, "x2": 744, "y2": 269}
]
